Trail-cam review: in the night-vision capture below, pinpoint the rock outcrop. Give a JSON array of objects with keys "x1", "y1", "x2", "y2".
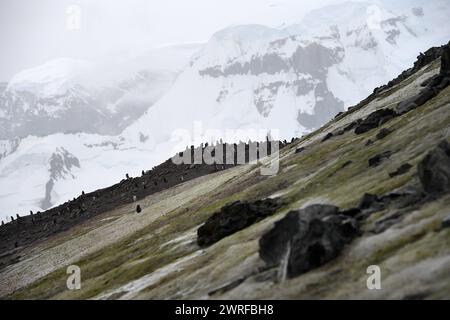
[
  {"x1": 418, "y1": 140, "x2": 450, "y2": 196},
  {"x1": 354, "y1": 109, "x2": 397, "y2": 135},
  {"x1": 389, "y1": 163, "x2": 413, "y2": 178},
  {"x1": 259, "y1": 205, "x2": 359, "y2": 278},
  {"x1": 368, "y1": 151, "x2": 393, "y2": 167},
  {"x1": 197, "y1": 198, "x2": 283, "y2": 247},
  {"x1": 396, "y1": 42, "x2": 450, "y2": 115}
]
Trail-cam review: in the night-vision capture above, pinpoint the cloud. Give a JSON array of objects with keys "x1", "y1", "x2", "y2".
[{"x1": 0, "y1": 0, "x2": 368, "y2": 81}]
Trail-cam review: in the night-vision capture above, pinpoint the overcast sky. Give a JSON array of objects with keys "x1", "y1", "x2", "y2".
[{"x1": 0, "y1": 0, "x2": 378, "y2": 81}]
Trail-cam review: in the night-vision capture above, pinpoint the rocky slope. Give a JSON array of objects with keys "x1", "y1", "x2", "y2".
[
  {"x1": 0, "y1": 41, "x2": 449, "y2": 300},
  {"x1": 0, "y1": 140, "x2": 288, "y2": 255}
]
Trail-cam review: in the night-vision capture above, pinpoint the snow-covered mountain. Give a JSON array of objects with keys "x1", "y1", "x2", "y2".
[
  {"x1": 0, "y1": 44, "x2": 202, "y2": 140},
  {"x1": 124, "y1": 1, "x2": 450, "y2": 143},
  {"x1": 1, "y1": 1, "x2": 450, "y2": 221},
  {"x1": 0, "y1": 66, "x2": 176, "y2": 139}
]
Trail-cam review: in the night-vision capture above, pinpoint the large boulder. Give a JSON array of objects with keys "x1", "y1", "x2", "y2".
[
  {"x1": 368, "y1": 150, "x2": 392, "y2": 167},
  {"x1": 197, "y1": 198, "x2": 283, "y2": 247},
  {"x1": 259, "y1": 204, "x2": 359, "y2": 278},
  {"x1": 440, "y1": 41, "x2": 450, "y2": 77},
  {"x1": 354, "y1": 109, "x2": 397, "y2": 134},
  {"x1": 418, "y1": 140, "x2": 450, "y2": 196}
]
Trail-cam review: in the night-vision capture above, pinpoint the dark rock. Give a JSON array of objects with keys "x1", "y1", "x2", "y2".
[
  {"x1": 368, "y1": 151, "x2": 392, "y2": 167},
  {"x1": 259, "y1": 204, "x2": 359, "y2": 278},
  {"x1": 338, "y1": 120, "x2": 362, "y2": 135},
  {"x1": 197, "y1": 198, "x2": 283, "y2": 247},
  {"x1": 421, "y1": 74, "x2": 440, "y2": 87},
  {"x1": 334, "y1": 112, "x2": 344, "y2": 119},
  {"x1": 442, "y1": 215, "x2": 450, "y2": 229},
  {"x1": 354, "y1": 109, "x2": 397, "y2": 135},
  {"x1": 418, "y1": 140, "x2": 450, "y2": 196},
  {"x1": 440, "y1": 42, "x2": 450, "y2": 76},
  {"x1": 295, "y1": 147, "x2": 305, "y2": 154},
  {"x1": 388, "y1": 187, "x2": 425, "y2": 209},
  {"x1": 365, "y1": 139, "x2": 374, "y2": 146},
  {"x1": 414, "y1": 87, "x2": 439, "y2": 105},
  {"x1": 395, "y1": 99, "x2": 419, "y2": 115},
  {"x1": 436, "y1": 77, "x2": 450, "y2": 90},
  {"x1": 341, "y1": 160, "x2": 352, "y2": 169},
  {"x1": 358, "y1": 193, "x2": 380, "y2": 210},
  {"x1": 260, "y1": 205, "x2": 339, "y2": 266},
  {"x1": 340, "y1": 207, "x2": 361, "y2": 218},
  {"x1": 427, "y1": 74, "x2": 447, "y2": 88},
  {"x1": 373, "y1": 212, "x2": 403, "y2": 234},
  {"x1": 357, "y1": 187, "x2": 425, "y2": 226},
  {"x1": 322, "y1": 132, "x2": 333, "y2": 142},
  {"x1": 370, "y1": 189, "x2": 424, "y2": 233},
  {"x1": 389, "y1": 163, "x2": 413, "y2": 178},
  {"x1": 136, "y1": 205, "x2": 142, "y2": 213},
  {"x1": 376, "y1": 128, "x2": 393, "y2": 140},
  {"x1": 208, "y1": 277, "x2": 246, "y2": 296}
]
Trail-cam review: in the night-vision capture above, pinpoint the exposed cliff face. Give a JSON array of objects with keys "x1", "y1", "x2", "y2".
[
  {"x1": 41, "y1": 148, "x2": 80, "y2": 210},
  {"x1": 1, "y1": 42, "x2": 449, "y2": 300},
  {"x1": 198, "y1": 41, "x2": 346, "y2": 130}
]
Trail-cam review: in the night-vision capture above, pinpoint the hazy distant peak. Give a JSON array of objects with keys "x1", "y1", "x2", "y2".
[{"x1": 7, "y1": 58, "x2": 93, "y2": 96}]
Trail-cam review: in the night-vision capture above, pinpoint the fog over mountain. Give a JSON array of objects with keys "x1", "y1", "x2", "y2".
[
  {"x1": 1, "y1": 0, "x2": 450, "y2": 221},
  {"x1": 0, "y1": 0, "x2": 369, "y2": 82}
]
